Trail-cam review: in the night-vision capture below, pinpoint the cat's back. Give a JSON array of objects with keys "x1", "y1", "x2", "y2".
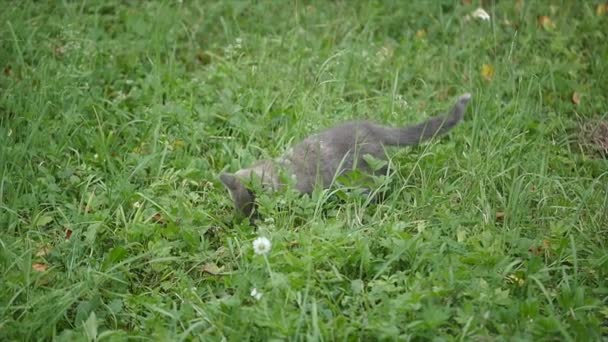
[{"x1": 299, "y1": 120, "x2": 373, "y2": 147}]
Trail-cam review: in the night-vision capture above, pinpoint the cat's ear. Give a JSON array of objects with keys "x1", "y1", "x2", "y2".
[{"x1": 219, "y1": 173, "x2": 240, "y2": 192}]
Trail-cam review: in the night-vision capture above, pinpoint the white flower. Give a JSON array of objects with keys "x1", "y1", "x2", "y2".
[
  {"x1": 250, "y1": 288, "x2": 263, "y2": 300},
  {"x1": 471, "y1": 8, "x2": 490, "y2": 21},
  {"x1": 252, "y1": 236, "x2": 272, "y2": 255}
]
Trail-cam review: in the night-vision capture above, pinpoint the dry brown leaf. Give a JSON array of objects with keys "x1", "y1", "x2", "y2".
[
  {"x1": 53, "y1": 45, "x2": 66, "y2": 58},
  {"x1": 195, "y1": 50, "x2": 211, "y2": 65},
  {"x1": 152, "y1": 213, "x2": 166, "y2": 225},
  {"x1": 495, "y1": 211, "x2": 505, "y2": 222},
  {"x1": 528, "y1": 240, "x2": 551, "y2": 256},
  {"x1": 571, "y1": 92, "x2": 581, "y2": 105},
  {"x1": 481, "y1": 64, "x2": 495, "y2": 81},
  {"x1": 597, "y1": 3, "x2": 608, "y2": 16},
  {"x1": 172, "y1": 139, "x2": 186, "y2": 149},
  {"x1": 537, "y1": 15, "x2": 556, "y2": 30},
  {"x1": 32, "y1": 263, "x2": 48, "y2": 272},
  {"x1": 201, "y1": 262, "x2": 224, "y2": 275}
]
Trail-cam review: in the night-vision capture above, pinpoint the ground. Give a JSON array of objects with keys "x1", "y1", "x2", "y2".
[{"x1": 1, "y1": 1, "x2": 607, "y2": 340}]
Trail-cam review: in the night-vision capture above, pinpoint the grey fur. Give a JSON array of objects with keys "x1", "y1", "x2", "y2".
[{"x1": 220, "y1": 93, "x2": 472, "y2": 218}]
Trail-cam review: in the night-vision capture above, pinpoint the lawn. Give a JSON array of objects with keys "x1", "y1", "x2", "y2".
[{"x1": 1, "y1": 0, "x2": 607, "y2": 340}]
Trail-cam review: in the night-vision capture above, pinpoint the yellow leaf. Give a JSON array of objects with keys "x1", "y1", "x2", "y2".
[
  {"x1": 537, "y1": 15, "x2": 556, "y2": 30},
  {"x1": 456, "y1": 228, "x2": 467, "y2": 242},
  {"x1": 415, "y1": 29, "x2": 427, "y2": 39},
  {"x1": 481, "y1": 64, "x2": 495, "y2": 81},
  {"x1": 571, "y1": 92, "x2": 581, "y2": 105},
  {"x1": 32, "y1": 263, "x2": 48, "y2": 272},
  {"x1": 495, "y1": 211, "x2": 505, "y2": 222},
  {"x1": 201, "y1": 263, "x2": 225, "y2": 275},
  {"x1": 172, "y1": 139, "x2": 186, "y2": 149},
  {"x1": 597, "y1": 3, "x2": 608, "y2": 16},
  {"x1": 36, "y1": 245, "x2": 51, "y2": 257}
]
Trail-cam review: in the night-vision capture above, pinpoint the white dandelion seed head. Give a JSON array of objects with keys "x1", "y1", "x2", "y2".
[
  {"x1": 250, "y1": 288, "x2": 263, "y2": 300},
  {"x1": 252, "y1": 236, "x2": 272, "y2": 255}
]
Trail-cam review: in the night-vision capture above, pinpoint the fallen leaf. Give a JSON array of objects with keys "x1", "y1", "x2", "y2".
[
  {"x1": 53, "y1": 45, "x2": 66, "y2": 58},
  {"x1": 597, "y1": 3, "x2": 608, "y2": 16},
  {"x1": 152, "y1": 213, "x2": 166, "y2": 225},
  {"x1": 456, "y1": 228, "x2": 467, "y2": 242},
  {"x1": 415, "y1": 29, "x2": 427, "y2": 39},
  {"x1": 528, "y1": 245, "x2": 542, "y2": 255},
  {"x1": 195, "y1": 50, "x2": 212, "y2": 65},
  {"x1": 36, "y1": 245, "x2": 51, "y2": 257},
  {"x1": 471, "y1": 8, "x2": 491, "y2": 21},
  {"x1": 537, "y1": 15, "x2": 556, "y2": 30},
  {"x1": 65, "y1": 228, "x2": 73, "y2": 240},
  {"x1": 571, "y1": 92, "x2": 581, "y2": 105},
  {"x1": 32, "y1": 263, "x2": 48, "y2": 272},
  {"x1": 528, "y1": 239, "x2": 551, "y2": 256},
  {"x1": 506, "y1": 274, "x2": 525, "y2": 286},
  {"x1": 201, "y1": 262, "x2": 224, "y2": 275},
  {"x1": 172, "y1": 139, "x2": 186, "y2": 149},
  {"x1": 35, "y1": 215, "x2": 54, "y2": 227},
  {"x1": 481, "y1": 64, "x2": 495, "y2": 81},
  {"x1": 495, "y1": 211, "x2": 505, "y2": 222}
]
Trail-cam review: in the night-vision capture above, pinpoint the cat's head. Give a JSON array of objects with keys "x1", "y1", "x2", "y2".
[
  {"x1": 219, "y1": 172, "x2": 257, "y2": 218},
  {"x1": 220, "y1": 161, "x2": 280, "y2": 219}
]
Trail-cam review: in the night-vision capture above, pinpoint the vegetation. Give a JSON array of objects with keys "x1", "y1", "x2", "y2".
[{"x1": 1, "y1": 1, "x2": 607, "y2": 340}]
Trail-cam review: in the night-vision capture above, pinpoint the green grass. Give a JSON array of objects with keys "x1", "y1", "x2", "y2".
[{"x1": 1, "y1": 0, "x2": 607, "y2": 340}]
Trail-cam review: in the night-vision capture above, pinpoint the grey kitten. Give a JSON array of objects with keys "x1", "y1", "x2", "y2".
[{"x1": 220, "y1": 93, "x2": 472, "y2": 218}]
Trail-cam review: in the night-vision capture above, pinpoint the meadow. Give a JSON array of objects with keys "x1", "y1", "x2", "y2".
[{"x1": 1, "y1": 1, "x2": 607, "y2": 340}]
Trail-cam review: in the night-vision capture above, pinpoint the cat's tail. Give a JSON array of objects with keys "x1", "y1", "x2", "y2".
[{"x1": 373, "y1": 93, "x2": 472, "y2": 146}]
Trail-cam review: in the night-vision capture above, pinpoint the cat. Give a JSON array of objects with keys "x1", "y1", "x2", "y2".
[{"x1": 220, "y1": 93, "x2": 472, "y2": 218}]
